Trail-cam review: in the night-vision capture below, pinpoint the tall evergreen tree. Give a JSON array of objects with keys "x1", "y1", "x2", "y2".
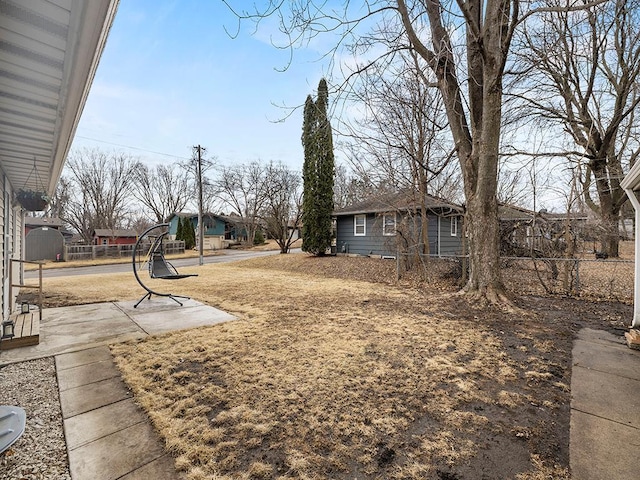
[
  {"x1": 302, "y1": 78, "x2": 335, "y2": 255},
  {"x1": 185, "y1": 218, "x2": 196, "y2": 250},
  {"x1": 176, "y1": 216, "x2": 185, "y2": 244}
]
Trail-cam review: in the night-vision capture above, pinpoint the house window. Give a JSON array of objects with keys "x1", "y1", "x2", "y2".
[
  {"x1": 451, "y1": 217, "x2": 458, "y2": 236},
  {"x1": 383, "y1": 213, "x2": 396, "y2": 236},
  {"x1": 354, "y1": 214, "x2": 366, "y2": 236}
]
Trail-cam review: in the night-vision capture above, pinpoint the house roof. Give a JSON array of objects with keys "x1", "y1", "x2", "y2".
[
  {"x1": 499, "y1": 203, "x2": 589, "y2": 221},
  {"x1": 24, "y1": 216, "x2": 64, "y2": 228},
  {"x1": 333, "y1": 191, "x2": 463, "y2": 216},
  {"x1": 167, "y1": 212, "x2": 244, "y2": 226},
  {"x1": 167, "y1": 212, "x2": 225, "y2": 221},
  {"x1": 498, "y1": 204, "x2": 538, "y2": 221},
  {"x1": 622, "y1": 159, "x2": 640, "y2": 191},
  {"x1": 93, "y1": 229, "x2": 137, "y2": 238},
  {"x1": 0, "y1": 0, "x2": 119, "y2": 195}
]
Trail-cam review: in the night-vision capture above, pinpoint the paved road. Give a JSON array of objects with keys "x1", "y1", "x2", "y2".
[{"x1": 25, "y1": 248, "x2": 296, "y2": 279}]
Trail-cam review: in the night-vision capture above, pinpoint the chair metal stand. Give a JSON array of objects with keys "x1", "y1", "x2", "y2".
[{"x1": 132, "y1": 223, "x2": 197, "y2": 308}]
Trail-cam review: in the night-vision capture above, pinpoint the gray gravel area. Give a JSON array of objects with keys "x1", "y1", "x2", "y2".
[{"x1": 0, "y1": 357, "x2": 70, "y2": 480}]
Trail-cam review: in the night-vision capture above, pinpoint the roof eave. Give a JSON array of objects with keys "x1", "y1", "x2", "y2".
[{"x1": 47, "y1": 1, "x2": 120, "y2": 193}]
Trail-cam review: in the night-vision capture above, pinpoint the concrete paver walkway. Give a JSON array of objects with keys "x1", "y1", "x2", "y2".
[
  {"x1": 57, "y1": 346, "x2": 180, "y2": 480},
  {"x1": 570, "y1": 328, "x2": 640, "y2": 480},
  {"x1": 0, "y1": 297, "x2": 236, "y2": 480}
]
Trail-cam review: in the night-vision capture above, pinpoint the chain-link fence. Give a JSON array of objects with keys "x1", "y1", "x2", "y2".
[{"x1": 395, "y1": 252, "x2": 634, "y2": 303}]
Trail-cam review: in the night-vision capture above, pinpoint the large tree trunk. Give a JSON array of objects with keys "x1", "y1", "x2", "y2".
[
  {"x1": 591, "y1": 157, "x2": 622, "y2": 257},
  {"x1": 462, "y1": 81, "x2": 509, "y2": 303},
  {"x1": 465, "y1": 193, "x2": 505, "y2": 301},
  {"x1": 398, "y1": 0, "x2": 516, "y2": 305}
]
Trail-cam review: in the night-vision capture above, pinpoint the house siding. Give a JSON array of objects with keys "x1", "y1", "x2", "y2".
[
  {"x1": 94, "y1": 236, "x2": 137, "y2": 245},
  {"x1": 1, "y1": 174, "x2": 5, "y2": 320},
  {"x1": 1, "y1": 172, "x2": 21, "y2": 320},
  {"x1": 439, "y1": 216, "x2": 463, "y2": 255},
  {"x1": 337, "y1": 213, "x2": 398, "y2": 256},
  {"x1": 336, "y1": 212, "x2": 463, "y2": 257},
  {"x1": 169, "y1": 215, "x2": 226, "y2": 237}
]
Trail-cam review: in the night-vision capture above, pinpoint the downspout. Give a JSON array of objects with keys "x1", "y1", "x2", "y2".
[
  {"x1": 623, "y1": 186, "x2": 640, "y2": 328},
  {"x1": 437, "y1": 214, "x2": 441, "y2": 257}
]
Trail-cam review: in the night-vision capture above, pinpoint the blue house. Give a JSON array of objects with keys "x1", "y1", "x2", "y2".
[
  {"x1": 333, "y1": 191, "x2": 464, "y2": 258},
  {"x1": 167, "y1": 213, "x2": 243, "y2": 250}
]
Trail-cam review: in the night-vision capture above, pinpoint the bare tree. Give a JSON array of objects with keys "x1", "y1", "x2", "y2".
[
  {"x1": 133, "y1": 163, "x2": 191, "y2": 223},
  {"x1": 226, "y1": 0, "x2": 528, "y2": 304},
  {"x1": 394, "y1": 0, "x2": 523, "y2": 303},
  {"x1": 342, "y1": 47, "x2": 461, "y2": 255},
  {"x1": 516, "y1": 0, "x2": 640, "y2": 256},
  {"x1": 45, "y1": 176, "x2": 71, "y2": 219},
  {"x1": 262, "y1": 162, "x2": 303, "y2": 253},
  {"x1": 214, "y1": 161, "x2": 270, "y2": 246},
  {"x1": 333, "y1": 164, "x2": 376, "y2": 209},
  {"x1": 63, "y1": 148, "x2": 139, "y2": 243},
  {"x1": 228, "y1": 1, "x2": 611, "y2": 304},
  {"x1": 342, "y1": 47, "x2": 458, "y2": 199}
]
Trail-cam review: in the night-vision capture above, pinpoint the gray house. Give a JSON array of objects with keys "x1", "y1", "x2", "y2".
[{"x1": 334, "y1": 192, "x2": 464, "y2": 258}]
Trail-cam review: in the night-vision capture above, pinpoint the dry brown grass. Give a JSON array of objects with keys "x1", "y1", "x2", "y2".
[{"x1": 32, "y1": 254, "x2": 595, "y2": 479}]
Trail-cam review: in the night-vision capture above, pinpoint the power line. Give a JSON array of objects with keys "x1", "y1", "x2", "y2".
[{"x1": 74, "y1": 135, "x2": 191, "y2": 160}]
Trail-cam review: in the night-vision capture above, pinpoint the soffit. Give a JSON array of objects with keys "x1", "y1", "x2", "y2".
[{"x1": 0, "y1": 0, "x2": 118, "y2": 194}]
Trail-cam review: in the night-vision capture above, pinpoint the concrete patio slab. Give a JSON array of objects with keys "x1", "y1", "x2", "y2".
[
  {"x1": 56, "y1": 345, "x2": 115, "y2": 370},
  {"x1": 64, "y1": 398, "x2": 147, "y2": 450},
  {"x1": 570, "y1": 410, "x2": 639, "y2": 480},
  {"x1": 118, "y1": 454, "x2": 182, "y2": 480},
  {"x1": 116, "y1": 297, "x2": 203, "y2": 314},
  {"x1": 45, "y1": 303, "x2": 134, "y2": 326},
  {"x1": 57, "y1": 359, "x2": 121, "y2": 391},
  {"x1": 0, "y1": 299, "x2": 237, "y2": 365},
  {"x1": 60, "y1": 376, "x2": 133, "y2": 419},
  {"x1": 570, "y1": 328, "x2": 640, "y2": 480},
  {"x1": 130, "y1": 304, "x2": 236, "y2": 335},
  {"x1": 68, "y1": 421, "x2": 167, "y2": 480}
]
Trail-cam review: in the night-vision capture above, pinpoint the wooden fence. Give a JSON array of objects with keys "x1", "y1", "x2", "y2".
[{"x1": 65, "y1": 241, "x2": 186, "y2": 261}]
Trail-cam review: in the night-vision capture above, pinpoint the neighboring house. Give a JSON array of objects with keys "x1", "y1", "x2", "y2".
[
  {"x1": 92, "y1": 229, "x2": 138, "y2": 246},
  {"x1": 499, "y1": 204, "x2": 589, "y2": 255},
  {"x1": 0, "y1": 2, "x2": 117, "y2": 322},
  {"x1": 24, "y1": 216, "x2": 65, "y2": 236},
  {"x1": 167, "y1": 213, "x2": 239, "y2": 250},
  {"x1": 333, "y1": 191, "x2": 464, "y2": 258}
]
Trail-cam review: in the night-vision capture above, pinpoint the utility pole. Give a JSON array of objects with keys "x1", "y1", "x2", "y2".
[{"x1": 194, "y1": 145, "x2": 205, "y2": 266}]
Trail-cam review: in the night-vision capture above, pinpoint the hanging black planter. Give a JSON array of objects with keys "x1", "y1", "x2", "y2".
[
  {"x1": 16, "y1": 189, "x2": 50, "y2": 211},
  {"x1": 17, "y1": 157, "x2": 50, "y2": 211}
]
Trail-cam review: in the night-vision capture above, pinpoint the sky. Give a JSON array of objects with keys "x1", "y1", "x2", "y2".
[
  {"x1": 69, "y1": 0, "x2": 570, "y2": 211},
  {"x1": 70, "y1": 0, "x2": 332, "y2": 170}
]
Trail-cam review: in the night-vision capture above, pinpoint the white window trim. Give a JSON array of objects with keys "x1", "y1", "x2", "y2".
[
  {"x1": 354, "y1": 214, "x2": 366, "y2": 236},
  {"x1": 383, "y1": 212, "x2": 396, "y2": 236},
  {"x1": 451, "y1": 217, "x2": 458, "y2": 236}
]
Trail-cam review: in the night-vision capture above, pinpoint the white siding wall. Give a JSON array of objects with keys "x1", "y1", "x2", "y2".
[
  {"x1": 1, "y1": 173, "x2": 7, "y2": 320},
  {"x1": 1, "y1": 171, "x2": 23, "y2": 321}
]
